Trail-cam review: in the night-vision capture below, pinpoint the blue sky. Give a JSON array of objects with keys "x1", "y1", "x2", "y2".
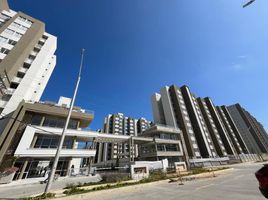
[{"x1": 9, "y1": 0, "x2": 268, "y2": 131}]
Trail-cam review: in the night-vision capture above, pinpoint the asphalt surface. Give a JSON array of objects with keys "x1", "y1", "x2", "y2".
[
  {"x1": 0, "y1": 162, "x2": 266, "y2": 199},
  {"x1": 58, "y1": 162, "x2": 266, "y2": 200}
]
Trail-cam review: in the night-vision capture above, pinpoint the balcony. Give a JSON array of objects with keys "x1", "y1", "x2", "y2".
[
  {"x1": 18, "y1": 67, "x2": 28, "y2": 74},
  {"x1": 5, "y1": 88, "x2": 15, "y2": 95},
  {"x1": 0, "y1": 99, "x2": 8, "y2": 108},
  {"x1": 30, "y1": 50, "x2": 38, "y2": 57},
  {"x1": 40, "y1": 38, "x2": 46, "y2": 43},
  {"x1": 0, "y1": 52, "x2": 6, "y2": 59},
  {"x1": 24, "y1": 58, "x2": 33, "y2": 65},
  {"x1": 35, "y1": 44, "x2": 42, "y2": 49},
  {"x1": 11, "y1": 76, "x2": 22, "y2": 84},
  {"x1": 15, "y1": 148, "x2": 96, "y2": 158}
]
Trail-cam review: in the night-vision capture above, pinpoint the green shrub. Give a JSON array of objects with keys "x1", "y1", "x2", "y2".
[
  {"x1": 191, "y1": 168, "x2": 209, "y2": 174},
  {"x1": 63, "y1": 186, "x2": 85, "y2": 195},
  {"x1": 20, "y1": 193, "x2": 55, "y2": 200}
]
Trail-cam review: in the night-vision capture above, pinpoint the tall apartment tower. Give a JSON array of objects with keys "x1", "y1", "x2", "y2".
[
  {"x1": 152, "y1": 85, "x2": 252, "y2": 160},
  {"x1": 96, "y1": 113, "x2": 151, "y2": 163},
  {"x1": 227, "y1": 104, "x2": 268, "y2": 154},
  {"x1": 196, "y1": 97, "x2": 228, "y2": 157},
  {"x1": 152, "y1": 85, "x2": 203, "y2": 159},
  {"x1": 0, "y1": 0, "x2": 57, "y2": 117},
  {"x1": 137, "y1": 117, "x2": 151, "y2": 135},
  {"x1": 216, "y1": 106, "x2": 248, "y2": 154}
]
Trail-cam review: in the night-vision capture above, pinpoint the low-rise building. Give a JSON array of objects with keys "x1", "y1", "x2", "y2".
[
  {"x1": 0, "y1": 96, "x2": 95, "y2": 180},
  {"x1": 138, "y1": 124, "x2": 184, "y2": 166}
]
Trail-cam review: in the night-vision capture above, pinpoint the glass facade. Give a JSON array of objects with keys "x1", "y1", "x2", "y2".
[{"x1": 34, "y1": 134, "x2": 73, "y2": 149}]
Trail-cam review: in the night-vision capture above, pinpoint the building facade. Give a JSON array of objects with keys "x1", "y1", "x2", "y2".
[
  {"x1": 138, "y1": 124, "x2": 184, "y2": 166},
  {"x1": 196, "y1": 97, "x2": 228, "y2": 157},
  {"x1": 152, "y1": 85, "x2": 251, "y2": 160},
  {"x1": 228, "y1": 104, "x2": 268, "y2": 154},
  {"x1": 0, "y1": 0, "x2": 56, "y2": 117},
  {"x1": 152, "y1": 85, "x2": 219, "y2": 159},
  {"x1": 0, "y1": 97, "x2": 95, "y2": 180},
  {"x1": 95, "y1": 113, "x2": 151, "y2": 164}
]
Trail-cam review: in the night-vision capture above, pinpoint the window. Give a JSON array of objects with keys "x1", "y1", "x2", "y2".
[
  {"x1": 28, "y1": 55, "x2": 35, "y2": 60},
  {"x1": 34, "y1": 134, "x2": 73, "y2": 149},
  {"x1": 181, "y1": 105, "x2": 186, "y2": 109},
  {"x1": 0, "y1": 47, "x2": 10, "y2": 54},
  {"x1": 23, "y1": 62, "x2": 31, "y2": 69},
  {"x1": 8, "y1": 39, "x2": 17, "y2": 45},
  {"x1": 31, "y1": 114, "x2": 43, "y2": 125},
  {"x1": 43, "y1": 116, "x2": 63, "y2": 128},
  {"x1": 186, "y1": 122, "x2": 192, "y2": 127},
  {"x1": 195, "y1": 152, "x2": 200, "y2": 157},
  {"x1": 17, "y1": 71, "x2": 25, "y2": 78},
  {"x1": 184, "y1": 116, "x2": 190, "y2": 121},
  {"x1": 42, "y1": 35, "x2": 48, "y2": 40},
  {"x1": 4, "y1": 28, "x2": 15, "y2": 35},
  {"x1": 14, "y1": 32, "x2": 23, "y2": 38},
  {"x1": 10, "y1": 82, "x2": 19, "y2": 89},
  {"x1": 17, "y1": 16, "x2": 33, "y2": 25},
  {"x1": 189, "y1": 129, "x2": 194, "y2": 134},
  {"x1": 0, "y1": 36, "x2": 8, "y2": 44},
  {"x1": 0, "y1": 13, "x2": 11, "y2": 21}
]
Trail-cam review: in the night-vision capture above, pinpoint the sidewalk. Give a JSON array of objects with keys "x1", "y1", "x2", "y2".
[
  {"x1": 0, "y1": 175, "x2": 102, "y2": 199},
  {"x1": 0, "y1": 174, "x2": 102, "y2": 188}
]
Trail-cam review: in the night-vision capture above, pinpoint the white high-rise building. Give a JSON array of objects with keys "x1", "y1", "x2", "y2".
[{"x1": 0, "y1": 0, "x2": 56, "y2": 116}]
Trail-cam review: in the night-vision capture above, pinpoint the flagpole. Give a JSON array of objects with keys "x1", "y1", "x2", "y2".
[{"x1": 43, "y1": 48, "x2": 85, "y2": 195}]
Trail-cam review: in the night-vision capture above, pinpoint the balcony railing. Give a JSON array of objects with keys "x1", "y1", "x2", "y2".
[
  {"x1": 11, "y1": 77, "x2": 22, "y2": 84},
  {"x1": 36, "y1": 101, "x2": 94, "y2": 116}
]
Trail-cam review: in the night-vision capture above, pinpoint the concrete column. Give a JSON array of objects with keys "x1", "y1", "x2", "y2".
[
  {"x1": 129, "y1": 139, "x2": 132, "y2": 163},
  {"x1": 154, "y1": 139, "x2": 159, "y2": 161},
  {"x1": 72, "y1": 137, "x2": 77, "y2": 149},
  {"x1": 18, "y1": 160, "x2": 28, "y2": 180},
  {"x1": 40, "y1": 116, "x2": 45, "y2": 126},
  {"x1": 30, "y1": 135, "x2": 38, "y2": 148},
  {"x1": 131, "y1": 137, "x2": 134, "y2": 162},
  {"x1": 67, "y1": 159, "x2": 72, "y2": 176}
]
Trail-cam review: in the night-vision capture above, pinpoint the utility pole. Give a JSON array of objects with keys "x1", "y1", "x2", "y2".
[{"x1": 43, "y1": 49, "x2": 85, "y2": 195}]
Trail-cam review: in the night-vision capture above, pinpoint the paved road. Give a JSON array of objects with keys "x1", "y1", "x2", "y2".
[{"x1": 58, "y1": 162, "x2": 266, "y2": 200}]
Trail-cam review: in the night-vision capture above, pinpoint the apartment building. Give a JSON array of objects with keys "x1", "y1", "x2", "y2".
[
  {"x1": 137, "y1": 117, "x2": 151, "y2": 135},
  {"x1": 138, "y1": 124, "x2": 184, "y2": 166},
  {"x1": 0, "y1": 97, "x2": 95, "y2": 180},
  {"x1": 216, "y1": 106, "x2": 248, "y2": 154},
  {"x1": 0, "y1": 0, "x2": 56, "y2": 117},
  {"x1": 151, "y1": 85, "x2": 253, "y2": 161},
  {"x1": 152, "y1": 85, "x2": 202, "y2": 159},
  {"x1": 228, "y1": 104, "x2": 268, "y2": 154},
  {"x1": 196, "y1": 97, "x2": 228, "y2": 157},
  {"x1": 96, "y1": 113, "x2": 151, "y2": 164}
]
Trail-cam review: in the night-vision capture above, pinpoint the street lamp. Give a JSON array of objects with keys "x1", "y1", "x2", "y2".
[
  {"x1": 43, "y1": 49, "x2": 86, "y2": 195},
  {"x1": 243, "y1": 0, "x2": 255, "y2": 8}
]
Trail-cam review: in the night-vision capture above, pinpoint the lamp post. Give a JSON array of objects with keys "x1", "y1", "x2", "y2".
[
  {"x1": 243, "y1": 0, "x2": 255, "y2": 8},
  {"x1": 43, "y1": 49, "x2": 85, "y2": 195}
]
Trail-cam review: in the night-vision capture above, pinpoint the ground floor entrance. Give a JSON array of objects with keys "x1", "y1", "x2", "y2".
[{"x1": 13, "y1": 158, "x2": 71, "y2": 180}]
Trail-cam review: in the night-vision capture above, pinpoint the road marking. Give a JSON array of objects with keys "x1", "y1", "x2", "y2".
[{"x1": 195, "y1": 184, "x2": 215, "y2": 191}]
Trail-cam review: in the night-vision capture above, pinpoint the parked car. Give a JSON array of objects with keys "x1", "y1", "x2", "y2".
[{"x1": 255, "y1": 164, "x2": 268, "y2": 198}]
